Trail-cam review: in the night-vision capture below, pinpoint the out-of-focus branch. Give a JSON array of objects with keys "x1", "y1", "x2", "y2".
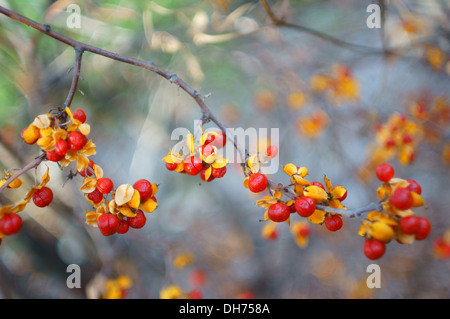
[{"x1": 259, "y1": 0, "x2": 390, "y2": 54}]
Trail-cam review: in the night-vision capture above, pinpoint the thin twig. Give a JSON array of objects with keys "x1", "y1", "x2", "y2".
[
  {"x1": 0, "y1": 153, "x2": 46, "y2": 193},
  {"x1": 63, "y1": 47, "x2": 84, "y2": 109},
  {"x1": 259, "y1": 0, "x2": 389, "y2": 54}
]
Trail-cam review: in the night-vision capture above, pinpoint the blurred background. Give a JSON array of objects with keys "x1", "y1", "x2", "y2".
[{"x1": 0, "y1": 0, "x2": 449, "y2": 298}]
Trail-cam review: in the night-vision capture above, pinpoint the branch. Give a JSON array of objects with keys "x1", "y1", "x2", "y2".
[
  {"x1": 259, "y1": 0, "x2": 389, "y2": 54},
  {"x1": 0, "y1": 5, "x2": 383, "y2": 220},
  {"x1": 0, "y1": 5, "x2": 246, "y2": 161},
  {"x1": 316, "y1": 201, "x2": 384, "y2": 218},
  {"x1": 0, "y1": 153, "x2": 46, "y2": 193},
  {"x1": 63, "y1": 47, "x2": 84, "y2": 109}
]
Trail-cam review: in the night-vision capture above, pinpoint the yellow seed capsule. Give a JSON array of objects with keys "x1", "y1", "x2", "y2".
[
  {"x1": 21, "y1": 124, "x2": 40, "y2": 145},
  {"x1": 8, "y1": 178, "x2": 22, "y2": 189},
  {"x1": 369, "y1": 222, "x2": 395, "y2": 243}
]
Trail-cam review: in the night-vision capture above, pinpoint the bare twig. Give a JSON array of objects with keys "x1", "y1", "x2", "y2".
[
  {"x1": 63, "y1": 47, "x2": 84, "y2": 109},
  {"x1": 0, "y1": 153, "x2": 46, "y2": 193},
  {"x1": 259, "y1": 0, "x2": 389, "y2": 54}
]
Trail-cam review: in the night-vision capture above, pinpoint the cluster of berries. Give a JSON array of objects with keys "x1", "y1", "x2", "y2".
[
  {"x1": 246, "y1": 163, "x2": 347, "y2": 232},
  {"x1": 360, "y1": 163, "x2": 430, "y2": 260},
  {"x1": 163, "y1": 130, "x2": 228, "y2": 183}
]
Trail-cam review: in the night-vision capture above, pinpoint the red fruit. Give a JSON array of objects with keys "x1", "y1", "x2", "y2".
[
  {"x1": 207, "y1": 131, "x2": 226, "y2": 149},
  {"x1": 333, "y1": 186, "x2": 347, "y2": 201},
  {"x1": 188, "y1": 289, "x2": 203, "y2": 299},
  {"x1": 390, "y1": 188, "x2": 413, "y2": 210},
  {"x1": 364, "y1": 239, "x2": 386, "y2": 260},
  {"x1": 406, "y1": 179, "x2": 422, "y2": 195},
  {"x1": 54, "y1": 139, "x2": 69, "y2": 156},
  {"x1": 78, "y1": 159, "x2": 95, "y2": 177},
  {"x1": 46, "y1": 149, "x2": 65, "y2": 162},
  {"x1": 376, "y1": 163, "x2": 395, "y2": 182},
  {"x1": 117, "y1": 219, "x2": 130, "y2": 234},
  {"x1": 184, "y1": 156, "x2": 203, "y2": 176},
  {"x1": 211, "y1": 166, "x2": 227, "y2": 178},
  {"x1": 298, "y1": 226, "x2": 310, "y2": 237},
  {"x1": 32, "y1": 187, "x2": 53, "y2": 207},
  {"x1": 87, "y1": 188, "x2": 103, "y2": 204},
  {"x1": 165, "y1": 162, "x2": 178, "y2": 171},
  {"x1": 67, "y1": 131, "x2": 87, "y2": 151},
  {"x1": 311, "y1": 181, "x2": 325, "y2": 190},
  {"x1": 97, "y1": 178, "x2": 114, "y2": 194},
  {"x1": 267, "y1": 202, "x2": 290, "y2": 223},
  {"x1": 294, "y1": 196, "x2": 316, "y2": 217},
  {"x1": 289, "y1": 204, "x2": 296, "y2": 214},
  {"x1": 248, "y1": 173, "x2": 268, "y2": 193},
  {"x1": 73, "y1": 109, "x2": 87, "y2": 123},
  {"x1": 399, "y1": 216, "x2": 420, "y2": 235},
  {"x1": 402, "y1": 134, "x2": 413, "y2": 144},
  {"x1": 189, "y1": 269, "x2": 207, "y2": 287},
  {"x1": 200, "y1": 167, "x2": 215, "y2": 182},
  {"x1": 133, "y1": 179, "x2": 153, "y2": 202},
  {"x1": 97, "y1": 213, "x2": 119, "y2": 236},
  {"x1": 385, "y1": 138, "x2": 396, "y2": 147},
  {"x1": 201, "y1": 144, "x2": 215, "y2": 158},
  {"x1": 324, "y1": 214, "x2": 343, "y2": 231},
  {"x1": 266, "y1": 145, "x2": 278, "y2": 159},
  {"x1": 127, "y1": 210, "x2": 146, "y2": 229},
  {"x1": 415, "y1": 217, "x2": 431, "y2": 240},
  {"x1": 0, "y1": 214, "x2": 23, "y2": 235}
]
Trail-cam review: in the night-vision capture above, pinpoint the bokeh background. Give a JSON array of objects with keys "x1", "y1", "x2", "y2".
[{"x1": 0, "y1": 0, "x2": 449, "y2": 298}]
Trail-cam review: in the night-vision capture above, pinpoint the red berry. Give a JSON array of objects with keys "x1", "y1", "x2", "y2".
[
  {"x1": 211, "y1": 166, "x2": 227, "y2": 178},
  {"x1": 376, "y1": 163, "x2": 395, "y2": 182},
  {"x1": 390, "y1": 188, "x2": 413, "y2": 210},
  {"x1": 333, "y1": 185, "x2": 347, "y2": 201},
  {"x1": 87, "y1": 188, "x2": 103, "y2": 204},
  {"x1": 311, "y1": 181, "x2": 325, "y2": 190},
  {"x1": 201, "y1": 144, "x2": 215, "y2": 158},
  {"x1": 189, "y1": 269, "x2": 207, "y2": 287},
  {"x1": 200, "y1": 167, "x2": 215, "y2": 182},
  {"x1": 294, "y1": 196, "x2": 316, "y2": 217},
  {"x1": 415, "y1": 217, "x2": 431, "y2": 240},
  {"x1": 54, "y1": 139, "x2": 69, "y2": 156},
  {"x1": 406, "y1": 179, "x2": 421, "y2": 195},
  {"x1": 165, "y1": 162, "x2": 178, "y2": 171},
  {"x1": 46, "y1": 149, "x2": 65, "y2": 162},
  {"x1": 364, "y1": 239, "x2": 386, "y2": 260},
  {"x1": 73, "y1": 109, "x2": 87, "y2": 123},
  {"x1": 97, "y1": 178, "x2": 114, "y2": 194},
  {"x1": 298, "y1": 226, "x2": 310, "y2": 237},
  {"x1": 133, "y1": 179, "x2": 153, "y2": 202},
  {"x1": 188, "y1": 289, "x2": 203, "y2": 299},
  {"x1": 268, "y1": 202, "x2": 290, "y2": 223},
  {"x1": 0, "y1": 214, "x2": 23, "y2": 235},
  {"x1": 399, "y1": 216, "x2": 420, "y2": 235},
  {"x1": 266, "y1": 145, "x2": 278, "y2": 159},
  {"x1": 127, "y1": 210, "x2": 146, "y2": 229},
  {"x1": 67, "y1": 131, "x2": 87, "y2": 151},
  {"x1": 324, "y1": 214, "x2": 343, "y2": 231},
  {"x1": 117, "y1": 219, "x2": 130, "y2": 234},
  {"x1": 32, "y1": 187, "x2": 53, "y2": 207},
  {"x1": 209, "y1": 131, "x2": 226, "y2": 149},
  {"x1": 78, "y1": 159, "x2": 95, "y2": 177},
  {"x1": 184, "y1": 156, "x2": 203, "y2": 176},
  {"x1": 97, "y1": 213, "x2": 119, "y2": 236},
  {"x1": 248, "y1": 173, "x2": 268, "y2": 193},
  {"x1": 402, "y1": 134, "x2": 413, "y2": 144}
]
